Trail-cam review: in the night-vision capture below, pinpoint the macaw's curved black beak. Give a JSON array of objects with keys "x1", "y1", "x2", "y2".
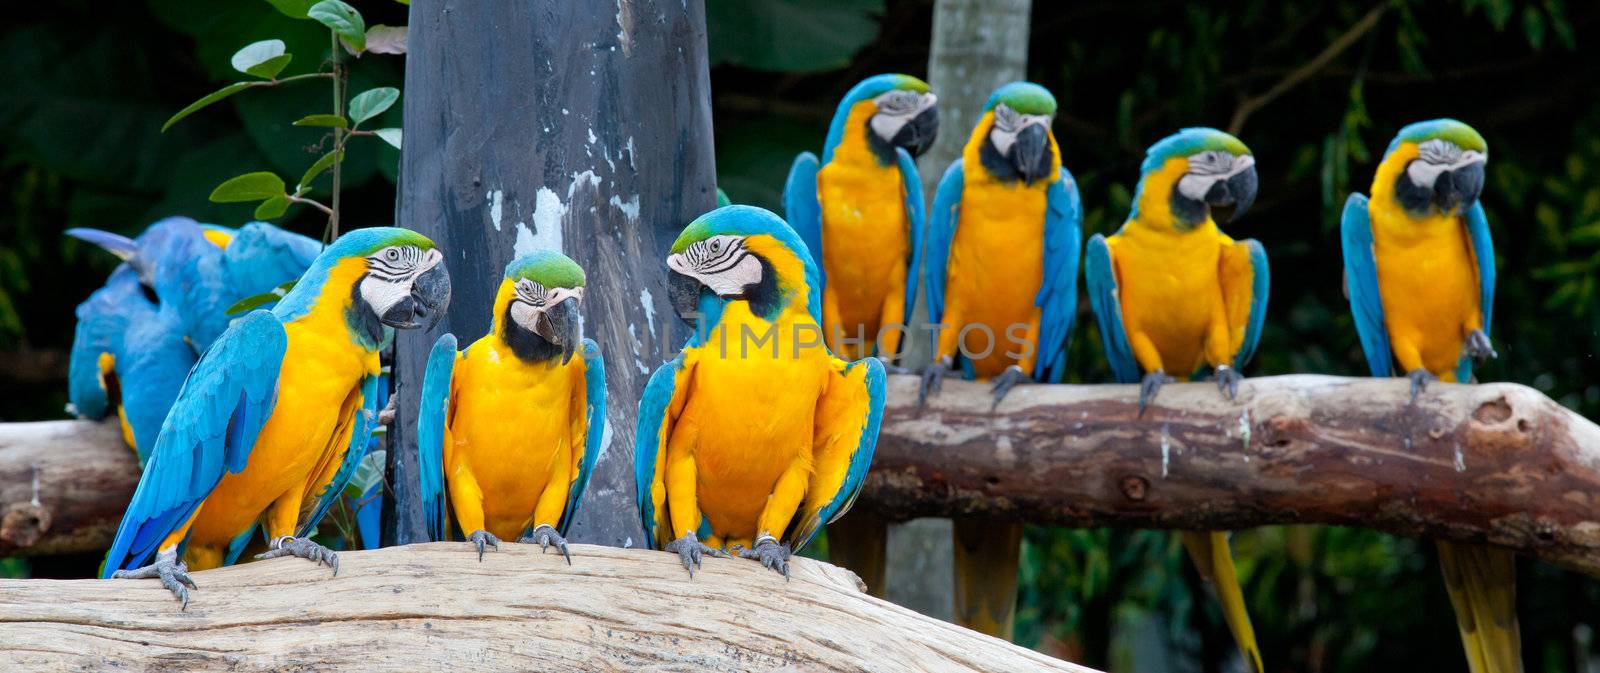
[
  {"x1": 1013, "y1": 124, "x2": 1051, "y2": 186},
  {"x1": 893, "y1": 107, "x2": 940, "y2": 158},
  {"x1": 535, "y1": 298, "x2": 583, "y2": 364},
  {"x1": 1435, "y1": 160, "x2": 1486, "y2": 211},
  {"x1": 381, "y1": 263, "x2": 452, "y2": 331},
  {"x1": 1207, "y1": 163, "x2": 1259, "y2": 224},
  {"x1": 668, "y1": 269, "x2": 704, "y2": 328}
]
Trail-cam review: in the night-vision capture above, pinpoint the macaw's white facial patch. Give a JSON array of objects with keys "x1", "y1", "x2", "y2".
[
  {"x1": 667, "y1": 234, "x2": 762, "y2": 297},
  {"x1": 509, "y1": 279, "x2": 583, "y2": 333},
  {"x1": 359, "y1": 245, "x2": 442, "y2": 316},
  {"x1": 986, "y1": 103, "x2": 1052, "y2": 156},
  {"x1": 1177, "y1": 152, "x2": 1254, "y2": 201},
  {"x1": 869, "y1": 90, "x2": 937, "y2": 142},
  {"x1": 1407, "y1": 139, "x2": 1487, "y2": 187}
]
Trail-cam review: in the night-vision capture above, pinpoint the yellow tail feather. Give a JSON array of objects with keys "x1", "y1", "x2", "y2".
[
  {"x1": 1182, "y1": 530, "x2": 1263, "y2": 673},
  {"x1": 952, "y1": 518, "x2": 1023, "y2": 639},
  {"x1": 1437, "y1": 540, "x2": 1522, "y2": 673}
]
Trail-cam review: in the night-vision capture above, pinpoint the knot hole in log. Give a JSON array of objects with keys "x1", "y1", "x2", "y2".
[
  {"x1": 1120, "y1": 476, "x2": 1149, "y2": 501},
  {"x1": 1473, "y1": 396, "x2": 1513, "y2": 424},
  {"x1": 1, "y1": 502, "x2": 52, "y2": 548}
]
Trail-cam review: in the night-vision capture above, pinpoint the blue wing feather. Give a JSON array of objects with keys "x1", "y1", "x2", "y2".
[
  {"x1": 792, "y1": 358, "x2": 886, "y2": 552},
  {"x1": 894, "y1": 147, "x2": 926, "y2": 332},
  {"x1": 561, "y1": 339, "x2": 607, "y2": 534},
  {"x1": 924, "y1": 160, "x2": 964, "y2": 327},
  {"x1": 417, "y1": 333, "x2": 458, "y2": 542},
  {"x1": 1034, "y1": 171, "x2": 1084, "y2": 383},
  {"x1": 101, "y1": 311, "x2": 286, "y2": 577},
  {"x1": 1233, "y1": 240, "x2": 1271, "y2": 369},
  {"x1": 634, "y1": 357, "x2": 683, "y2": 550},
  {"x1": 224, "y1": 222, "x2": 323, "y2": 299},
  {"x1": 1340, "y1": 194, "x2": 1393, "y2": 377},
  {"x1": 784, "y1": 152, "x2": 825, "y2": 288},
  {"x1": 1086, "y1": 234, "x2": 1141, "y2": 384},
  {"x1": 68, "y1": 267, "x2": 142, "y2": 421},
  {"x1": 1458, "y1": 201, "x2": 1496, "y2": 382},
  {"x1": 297, "y1": 372, "x2": 383, "y2": 538}
]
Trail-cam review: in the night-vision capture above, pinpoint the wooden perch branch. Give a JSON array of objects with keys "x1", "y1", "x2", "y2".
[
  {"x1": 0, "y1": 543, "x2": 1093, "y2": 672},
  {"x1": 5, "y1": 375, "x2": 1600, "y2": 577},
  {"x1": 865, "y1": 374, "x2": 1600, "y2": 576}
]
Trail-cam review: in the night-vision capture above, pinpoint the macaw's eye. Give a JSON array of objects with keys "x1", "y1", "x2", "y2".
[
  {"x1": 385, "y1": 248, "x2": 400, "y2": 261},
  {"x1": 708, "y1": 239, "x2": 722, "y2": 254}
]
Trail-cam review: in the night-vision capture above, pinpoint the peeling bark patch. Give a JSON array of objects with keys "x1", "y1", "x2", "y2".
[
  {"x1": 1119, "y1": 476, "x2": 1148, "y2": 501},
  {"x1": 1, "y1": 502, "x2": 51, "y2": 547},
  {"x1": 1473, "y1": 397, "x2": 1513, "y2": 424}
]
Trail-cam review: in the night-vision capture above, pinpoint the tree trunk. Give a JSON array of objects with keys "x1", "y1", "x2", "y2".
[
  {"x1": 390, "y1": 0, "x2": 718, "y2": 547},
  {"x1": 0, "y1": 420, "x2": 131, "y2": 557},
  {"x1": 0, "y1": 543, "x2": 1097, "y2": 673}
]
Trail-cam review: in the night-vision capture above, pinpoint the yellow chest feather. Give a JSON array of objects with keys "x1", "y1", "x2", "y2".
[
  {"x1": 448, "y1": 335, "x2": 577, "y2": 511},
  {"x1": 1108, "y1": 222, "x2": 1230, "y2": 374},
  {"x1": 1369, "y1": 200, "x2": 1482, "y2": 374}
]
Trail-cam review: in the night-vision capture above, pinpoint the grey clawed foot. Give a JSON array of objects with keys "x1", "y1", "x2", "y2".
[
  {"x1": 664, "y1": 531, "x2": 728, "y2": 578},
  {"x1": 990, "y1": 365, "x2": 1032, "y2": 411},
  {"x1": 736, "y1": 536, "x2": 792, "y2": 580},
  {"x1": 1465, "y1": 329, "x2": 1497, "y2": 362},
  {"x1": 1406, "y1": 369, "x2": 1437, "y2": 404},
  {"x1": 517, "y1": 524, "x2": 571, "y2": 565},
  {"x1": 1214, "y1": 364, "x2": 1243, "y2": 401},
  {"x1": 878, "y1": 355, "x2": 911, "y2": 375},
  {"x1": 255, "y1": 536, "x2": 340, "y2": 576},
  {"x1": 918, "y1": 357, "x2": 953, "y2": 408},
  {"x1": 464, "y1": 529, "x2": 501, "y2": 562},
  {"x1": 1139, "y1": 370, "x2": 1173, "y2": 417},
  {"x1": 111, "y1": 549, "x2": 196, "y2": 610}
]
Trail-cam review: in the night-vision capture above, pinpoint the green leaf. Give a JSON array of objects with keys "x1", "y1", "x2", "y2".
[
  {"x1": 299, "y1": 149, "x2": 344, "y2": 190},
  {"x1": 293, "y1": 114, "x2": 349, "y2": 128},
  {"x1": 265, "y1": 0, "x2": 318, "y2": 19},
  {"x1": 365, "y1": 25, "x2": 407, "y2": 55},
  {"x1": 254, "y1": 195, "x2": 291, "y2": 220},
  {"x1": 348, "y1": 87, "x2": 399, "y2": 124},
  {"x1": 210, "y1": 171, "x2": 287, "y2": 203},
  {"x1": 309, "y1": 0, "x2": 366, "y2": 53},
  {"x1": 374, "y1": 128, "x2": 402, "y2": 150},
  {"x1": 344, "y1": 449, "x2": 388, "y2": 498},
  {"x1": 227, "y1": 280, "x2": 297, "y2": 315},
  {"x1": 231, "y1": 39, "x2": 291, "y2": 79},
  {"x1": 161, "y1": 82, "x2": 259, "y2": 132}
]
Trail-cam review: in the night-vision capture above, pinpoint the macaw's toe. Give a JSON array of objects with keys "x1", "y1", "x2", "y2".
[
  {"x1": 463, "y1": 530, "x2": 501, "y2": 562},
  {"x1": 112, "y1": 549, "x2": 196, "y2": 610},
  {"x1": 878, "y1": 355, "x2": 912, "y2": 376},
  {"x1": 518, "y1": 524, "x2": 572, "y2": 565},
  {"x1": 918, "y1": 357, "x2": 952, "y2": 408},
  {"x1": 1139, "y1": 370, "x2": 1174, "y2": 417},
  {"x1": 1214, "y1": 365, "x2": 1243, "y2": 401},
  {"x1": 736, "y1": 536, "x2": 792, "y2": 581},
  {"x1": 1465, "y1": 329, "x2": 1497, "y2": 362},
  {"x1": 255, "y1": 536, "x2": 340, "y2": 576},
  {"x1": 989, "y1": 365, "x2": 1033, "y2": 411},
  {"x1": 1407, "y1": 369, "x2": 1438, "y2": 404},
  {"x1": 665, "y1": 532, "x2": 728, "y2": 578}
]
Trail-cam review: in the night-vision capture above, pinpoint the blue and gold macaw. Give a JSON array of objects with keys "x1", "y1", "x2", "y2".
[
  {"x1": 635, "y1": 205, "x2": 885, "y2": 578},
  {"x1": 416, "y1": 250, "x2": 606, "y2": 562},
  {"x1": 101, "y1": 227, "x2": 449, "y2": 609},
  {"x1": 784, "y1": 73, "x2": 935, "y2": 362},
  {"x1": 67, "y1": 218, "x2": 320, "y2": 463},
  {"x1": 1342, "y1": 119, "x2": 1513, "y2": 673},
  {"x1": 919, "y1": 81, "x2": 1081, "y2": 639},
  {"x1": 1085, "y1": 127, "x2": 1266, "y2": 672}
]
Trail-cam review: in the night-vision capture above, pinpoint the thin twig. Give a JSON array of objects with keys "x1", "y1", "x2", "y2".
[
  {"x1": 289, "y1": 195, "x2": 335, "y2": 216},
  {"x1": 1228, "y1": 2, "x2": 1389, "y2": 135}
]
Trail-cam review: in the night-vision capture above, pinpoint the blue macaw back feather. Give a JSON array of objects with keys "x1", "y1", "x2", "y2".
[
  {"x1": 1459, "y1": 201, "x2": 1496, "y2": 382},
  {"x1": 895, "y1": 147, "x2": 927, "y2": 333},
  {"x1": 225, "y1": 222, "x2": 323, "y2": 299},
  {"x1": 356, "y1": 480, "x2": 384, "y2": 550},
  {"x1": 68, "y1": 267, "x2": 143, "y2": 421},
  {"x1": 561, "y1": 338, "x2": 607, "y2": 534},
  {"x1": 118, "y1": 310, "x2": 200, "y2": 461},
  {"x1": 1340, "y1": 194, "x2": 1394, "y2": 378},
  {"x1": 790, "y1": 357, "x2": 886, "y2": 551},
  {"x1": 1085, "y1": 234, "x2": 1141, "y2": 384},
  {"x1": 101, "y1": 311, "x2": 286, "y2": 577},
  {"x1": 1234, "y1": 240, "x2": 1271, "y2": 370},
  {"x1": 417, "y1": 333, "x2": 458, "y2": 542},
  {"x1": 633, "y1": 356, "x2": 683, "y2": 550},
  {"x1": 783, "y1": 152, "x2": 824, "y2": 287},
  {"x1": 1033, "y1": 170, "x2": 1084, "y2": 383},
  {"x1": 924, "y1": 160, "x2": 964, "y2": 333},
  {"x1": 298, "y1": 373, "x2": 383, "y2": 538}
]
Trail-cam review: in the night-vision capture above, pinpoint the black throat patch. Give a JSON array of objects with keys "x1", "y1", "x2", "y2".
[
  {"x1": 501, "y1": 304, "x2": 560, "y2": 363},
  {"x1": 347, "y1": 278, "x2": 387, "y2": 349},
  {"x1": 978, "y1": 136, "x2": 1020, "y2": 182},
  {"x1": 1168, "y1": 183, "x2": 1209, "y2": 229},
  {"x1": 1394, "y1": 165, "x2": 1434, "y2": 215},
  {"x1": 864, "y1": 116, "x2": 898, "y2": 166},
  {"x1": 730, "y1": 254, "x2": 784, "y2": 321}
]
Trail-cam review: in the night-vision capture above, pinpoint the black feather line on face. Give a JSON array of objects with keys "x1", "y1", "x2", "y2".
[
  {"x1": 979, "y1": 135, "x2": 1019, "y2": 182},
  {"x1": 865, "y1": 115, "x2": 899, "y2": 166},
  {"x1": 1394, "y1": 163, "x2": 1434, "y2": 215},
  {"x1": 347, "y1": 277, "x2": 388, "y2": 348},
  {"x1": 501, "y1": 304, "x2": 561, "y2": 363},
  {"x1": 1168, "y1": 183, "x2": 1209, "y2": 229}
]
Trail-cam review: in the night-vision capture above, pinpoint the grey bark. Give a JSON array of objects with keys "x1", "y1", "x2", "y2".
[{"x1": 389, "y1": 0, "x2": 717, "y2": 547}]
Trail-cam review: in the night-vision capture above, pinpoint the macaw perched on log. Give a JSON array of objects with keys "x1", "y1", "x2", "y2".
[
  {"x1": 785, "y1": 73, "x2": 937, "y2": 361},
  {"x1": 1342, "y1": 119, "x2": 1515, "y2": 673},
  {"x1": 918, "y1": 81, "x2": 1082, "y2": 639},
  {"x1": 416, "y1": 250, "x2": 606, "y2": 563},
  {"x1": 635, "y1": 205, "x2": 886, "y2": 578},
  {"x1": 1084, "y1": 127, "x2": 1267, "y2": 672},
  {"x1": 67, "y1": 218, "x2": 320, "y2": 463},
  {"x1": 101, "y1": 227, "x2": 449, "y2": 609}
]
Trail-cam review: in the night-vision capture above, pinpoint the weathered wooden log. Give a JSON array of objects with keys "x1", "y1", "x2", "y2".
[
  {"x1": 0, "y1": 420, "x2": 133, "y2": 557},
  {"x1": 0, "y1": 542, "x2": 1094, "y2": 673},
  {"x1": 6, "y1": 375, "x2": 1600, "y2": 577},
  {"x1": 864, "y1": 373, "x2": 1600, "y2": 576}
]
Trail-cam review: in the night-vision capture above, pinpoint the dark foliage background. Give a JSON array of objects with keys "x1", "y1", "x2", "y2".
[{"x1": 4, "y1": 1, "x2": 1600, "y2": 671}]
